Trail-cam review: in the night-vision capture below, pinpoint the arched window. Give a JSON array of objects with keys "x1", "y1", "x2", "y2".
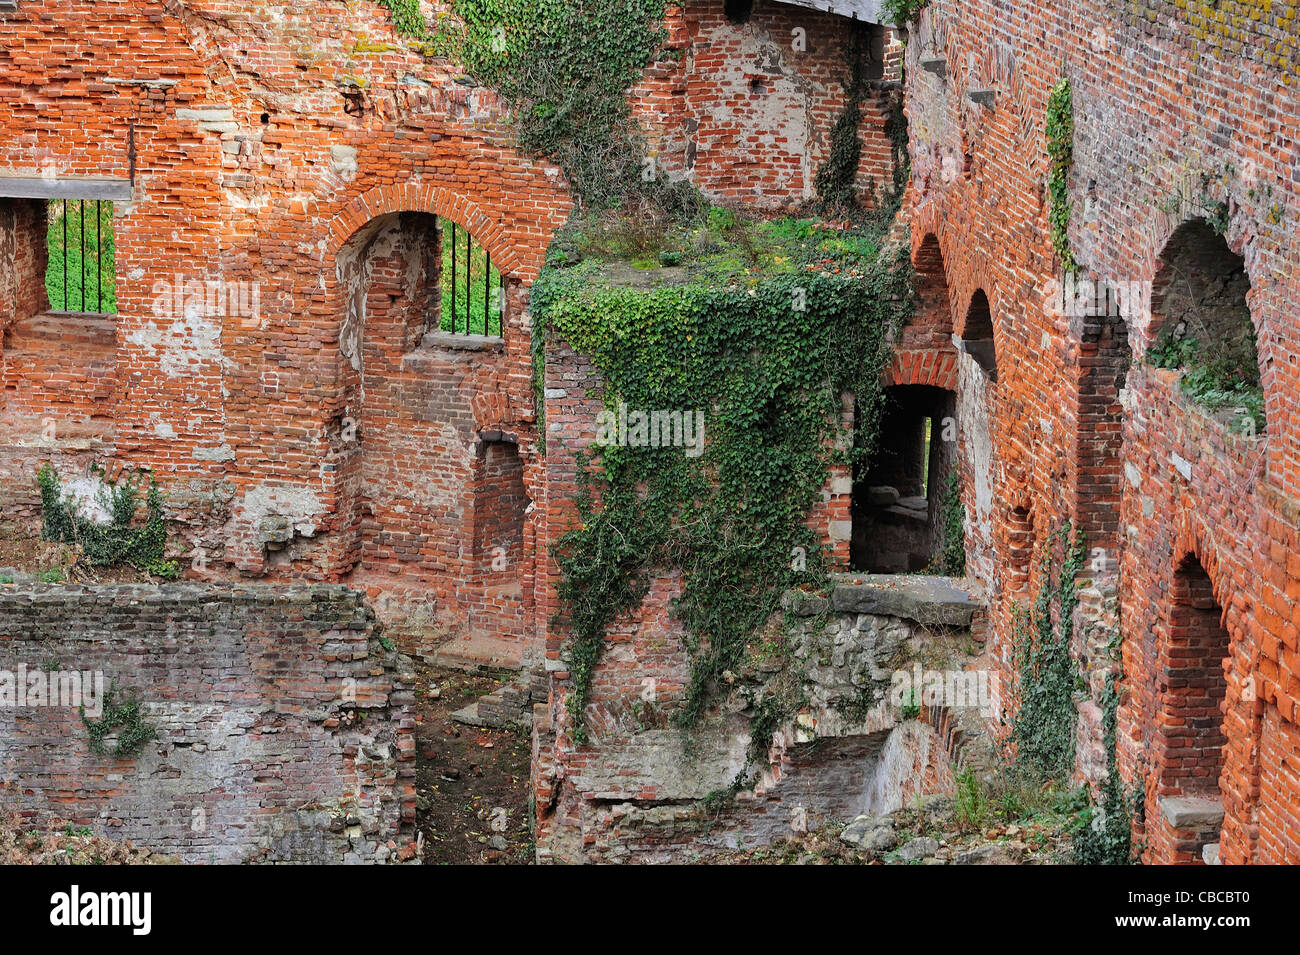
[
  {"x1": 961, "y1": 289, "x2": 997, "y2": 381},
  {"x1": 1148, "y1": 219, "x2": 1262, "y2": 435}
]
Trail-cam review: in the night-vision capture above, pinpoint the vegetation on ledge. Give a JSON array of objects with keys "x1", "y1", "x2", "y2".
[{"x1": 534, "y1": 201, "x2": 915, "y2": 751}]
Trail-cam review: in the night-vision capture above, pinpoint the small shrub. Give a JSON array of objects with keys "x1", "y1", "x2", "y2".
[
  {"x1": 953, "y1": 768, "x2": 988, "y2": 832},
  {"x1": 880, "y1": 0, "x2": 929, "y2": 26},
  {"x1": 82, "y1": 684, "x2": 157, "y2": 759}
]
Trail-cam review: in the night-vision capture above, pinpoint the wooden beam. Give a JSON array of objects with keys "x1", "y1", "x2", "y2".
[{"x1": 0, "y1": 177, "x2": 132, "y2": 201}]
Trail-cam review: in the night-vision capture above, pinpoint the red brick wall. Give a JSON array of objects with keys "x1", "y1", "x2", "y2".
[
  {"x1": 1256, "y1": 704, "x2": 1300, "y2": 864},
  {"x1": 903, "y1": 0, "x2": 1300, "y2": 864},
  {"x1": 0, "y1": 0, "x2": 573, "y2": 663},
  {"x1": 632, "y1": 1, "x2": 901, "y2": 210},
  {"x1": 0, "y1": 0, "x2": 903, "y2": 672}
]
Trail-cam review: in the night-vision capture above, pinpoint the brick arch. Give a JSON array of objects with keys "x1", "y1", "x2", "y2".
[
  {"x1": 1137, "y1": 509, "x2": 1254, "y2": 864},
  {"x1": 885, "y1": 350, "x2": 958, "y2": 391},
  {"x1": 957, "y1": 287, "x2": 999, "y2": 382},
  {"x1": 316, "y1": 183, "x2": 547, "y2": 645},
  {"x1": 1149, "y1": 217, "x2": 1258, "y2": 345},
  {"x1": 910, "y1": 232, "x2": 955, "y2": 338},
  {"x1": 326, "y1": 182, "x2": 527, "y2": 280},
  {"x1": 1147, "y1": 216, "x2": 1269, "y2": 430},
  {"x1": 956, "y1": 286, "x2": 994, "y2": 341}
]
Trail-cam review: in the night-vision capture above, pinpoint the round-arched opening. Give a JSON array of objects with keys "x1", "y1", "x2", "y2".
[
  {"x1": 912, "y1": 233, "x2": 953, "y2": 340},
  {"x1": 961, "y1": 289, "x2": 997, "y2": 382},
  {"x1": 1148, "y1": 218, "x2": 1263, "y2": 435}
]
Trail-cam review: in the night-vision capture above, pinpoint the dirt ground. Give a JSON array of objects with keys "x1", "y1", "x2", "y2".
[
  {"x1": 0, "y1": 521, "x2": 154, "y2": 583},
  {"x1": 414, "y1": 663, "x2": 535, "y2": 865}
]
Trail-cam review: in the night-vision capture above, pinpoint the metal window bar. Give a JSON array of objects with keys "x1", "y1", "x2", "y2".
[
  {"x1": 440, "y1": 218, "x2": 505, "y2": 336},
  {"x1": 51, "y1": 199, "x2": 113, "y2": 313}
]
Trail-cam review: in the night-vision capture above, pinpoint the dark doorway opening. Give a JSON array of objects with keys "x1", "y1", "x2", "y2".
[{"x1": 851, "y1": 385, "x2": 958, "y2": 573}]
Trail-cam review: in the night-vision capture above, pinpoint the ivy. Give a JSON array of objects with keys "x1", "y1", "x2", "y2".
[
  {"x1": 812, "y1": 25, "x2": 904, "y2": 215},
  {"x1": 38, "y1": 464, "x2": 179, "y2": 578},
  {"x1": 1009, "y1": 521, "x2": 1085, "y2": 780},
  {"x1": 928, "y1": 467, "x2": 965, "y2": 576},
  {"x1": 1045, "y1": 79, "x2": 1077, "y2": 274},
  {"x1": 815, "y1": 100, "x2": 865, "y2": 214},
  {"x1": 419, "y1": 0, "x2": 692, "y2": 212},
  {"x1": 82, "y1": 683, "x2": 157, "y2": 759},
  {"x1": 375, "y1": 0, "x2": 427, "y2": 39},
  {"x1": 536, "y1": 209, "x2": 913, "y2": 746},
  {"x1": 1072, "y1": 672, "x2": 1142, "y2": 864}
]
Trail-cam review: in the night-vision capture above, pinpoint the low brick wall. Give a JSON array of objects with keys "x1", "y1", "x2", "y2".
[{"x1": 0, "y1": 582, "x2": 417, "y2": 863}]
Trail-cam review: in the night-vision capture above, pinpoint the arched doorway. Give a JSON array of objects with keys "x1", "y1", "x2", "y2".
[
  {"x1": 328, "y1": 207, "x2": 534, "y2": 653},
  {"x1": 1152, "y1": 553, "x2": 1230, "y2": 863}
]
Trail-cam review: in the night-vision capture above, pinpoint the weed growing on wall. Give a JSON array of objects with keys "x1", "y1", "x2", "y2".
[
  {"x1": 880, "y1": 0, "x2": 929, "y2": 27},
  {"x1": 1147, "y1": 322, "x2": 1265, "y2": 435},
  {"x1": 38, "y1": 464, "x2": 179, "y2": 578},
  {"x1": 1009, "y1": 521, "x2": 1085, "y2": 779},
  {"x1": 535, "y1": 207, "x2": 914, "y2": 746},
  {"x1": 1045, "y1": 79, "x2": 1077, "y2": 274}
]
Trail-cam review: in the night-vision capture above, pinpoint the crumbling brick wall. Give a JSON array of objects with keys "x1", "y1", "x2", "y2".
[
  {"x1": 0, "y1": 0, "x2": 575, "y2": 662},
  {"x1": 0, "y1": 582, "x2": 417, "y2": 863},
  {"x1": 632, "y1": 0, "x2": 903, "y2": 210},
  {"x1": 0, "y1": 0, "x2": 901, "y2": 670}
]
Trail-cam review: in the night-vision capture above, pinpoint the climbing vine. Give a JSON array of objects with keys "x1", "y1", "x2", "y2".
[
  {"x1": 815, "y1": 99, "x2": 865, "y2": 214},
  {"x1": 1008, "y1": 521, "x2": 1085, "y2": 779},
  {"x1": 928, "y1": 468, "x2": 965, "y2": 577},
  {"x1": 536, "y1": 211, "x2": 914, "y2": 745},
  {"x1": 376, "y1": 0, "x2": 426, "y2": 39},
  {"x1": 82, "y1": 683, "x2": 157, "y2": 759},
  {"x1": 399, "y1": 0, "x2": 688, "y2": 211},
  {"x1": 1072, "y1": 671, "x2": 1142, "y2": 864},
  {"x1": 1045, "y1": 79, "x2": 1077, "y2": 274},
  {"x1": 813, "y1": 25, "x2": 881, "y2": 214},
  {"x1": 38, "y1": 464, "x2": 179, "y2": 578}
]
